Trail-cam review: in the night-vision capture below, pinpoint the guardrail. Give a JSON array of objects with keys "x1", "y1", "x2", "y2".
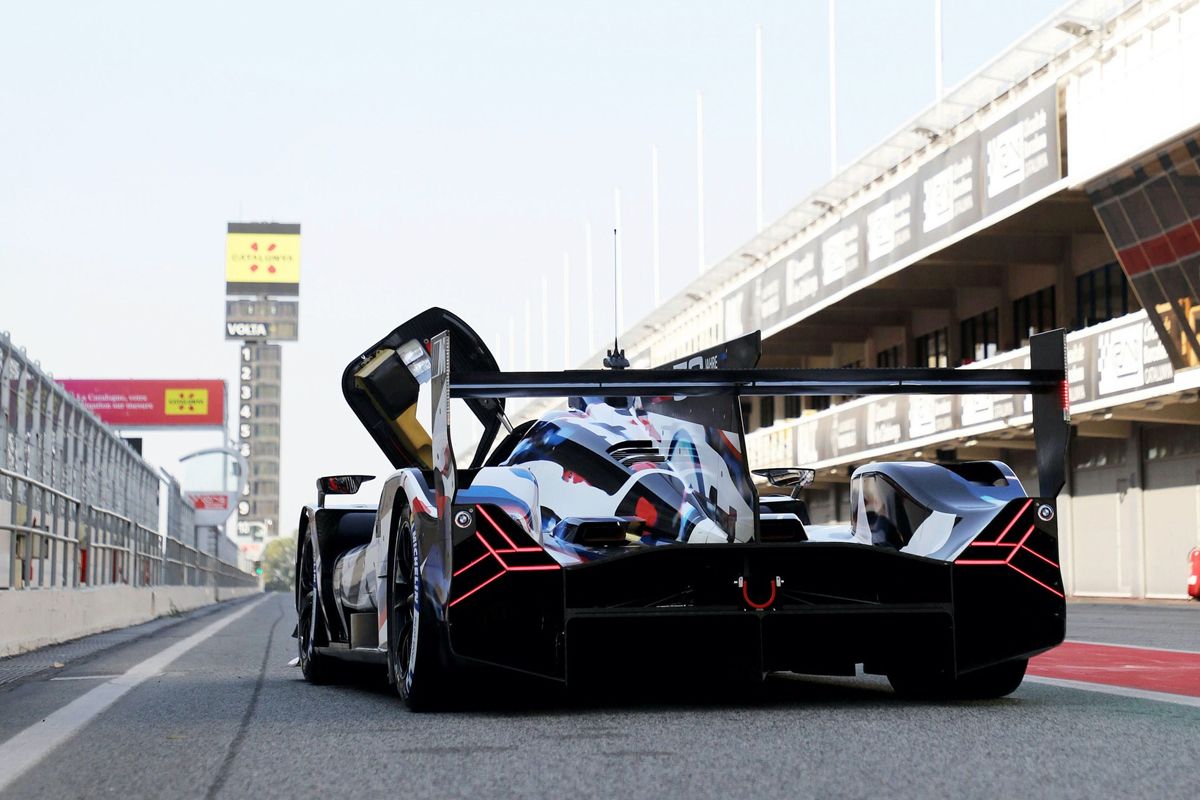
[
  {"x1": 0, "y1": 331, "x2": 256, "y2": 592},
  {"x1": 1, "y1": 466, "x2": 257, "y2": 591}
]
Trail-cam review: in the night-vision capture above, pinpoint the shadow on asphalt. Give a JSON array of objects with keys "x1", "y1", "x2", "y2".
[{"x1": 299, "y1": 665, "x2": 1017, "y2": 715}]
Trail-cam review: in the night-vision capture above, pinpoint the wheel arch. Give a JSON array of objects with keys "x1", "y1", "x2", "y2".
[
  {"x1": 379, "y1": 468, "x2": 435, "y2": 649},
  {"x1": 293, "y1": 506, "x2": 316, "y2": 609}
]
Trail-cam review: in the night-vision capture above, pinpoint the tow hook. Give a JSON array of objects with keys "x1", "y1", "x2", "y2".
[{"x1": 736, "y1": 575, "x2": 782, "y2": 610}]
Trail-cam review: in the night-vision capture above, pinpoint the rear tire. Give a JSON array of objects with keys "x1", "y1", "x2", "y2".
[
  {"x1": 297, "y1": 539, "x2": 335, "y2": 685},
  {"x1": 888, "y1": 658, "x2": 1027, "y2": 700},
  {"x1": 387, "y1": 509, "x2": 449, "y2": 711}
]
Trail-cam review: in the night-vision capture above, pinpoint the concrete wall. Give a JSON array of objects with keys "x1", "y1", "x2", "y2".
[{"x1": 0, "y1": 584, "x2": 261, "y2": 657}]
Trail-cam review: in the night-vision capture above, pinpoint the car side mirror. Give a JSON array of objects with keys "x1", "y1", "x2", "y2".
[
  {"x1": 316, "y1": 474, "x2": 375, "y2": 507},
  {"x1": 752, "y1": 467, "x2": 816, "y2": 497}
]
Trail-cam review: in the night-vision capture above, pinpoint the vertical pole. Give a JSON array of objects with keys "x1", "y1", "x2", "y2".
[
  {"x1": 523, "y1": 299, "x2": 532, "y2": 371},
  {"x1": 508, "y1": 316, "x2": 516, "y2": 371},
  {"x1": 541, "y1": 275, "x2": 550, "y2": 369},
  {"x1": 755, "y1": 23, "x2": 764, "y2": 232},
  {"x1": 585, "y1": 222, "x2": 596, "y2": 357},
  {"x1": 696, "y1": 90, "x2": 706, "y2": 274},
  {"x1": 613, "y1": 188, "x2": 624, "y2": 332},
  {"x1": 159, "y1": 511, "x2": 166, "y2": 588},
  {"x1": 934, "y1": 0, "x2": 943, "y2": 101},
  {"x1": 828, "y1": 0, "x2": 838, "y2": 177},
  {"x1": 652, "y1": 145, "x2": 661, "y2": 307},
  {"x1": 562, "y1": 251, "x2": 572, "y2": 369}
]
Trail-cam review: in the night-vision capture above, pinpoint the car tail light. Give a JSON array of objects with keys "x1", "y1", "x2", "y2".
[
  {"x1": 956, "y1": 498, "x2": 1064, "y2": 598},
  {"x1": 449, "y1": 504, "x2": 559, "y2": 609}
]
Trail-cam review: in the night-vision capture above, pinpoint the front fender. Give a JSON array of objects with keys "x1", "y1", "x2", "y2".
[
  {"x1": 377, "y1": 469, "x2": 437, "y2": 647},
  {"x1": 294, "y1": 504, "x2": 334, "y2": 647}
]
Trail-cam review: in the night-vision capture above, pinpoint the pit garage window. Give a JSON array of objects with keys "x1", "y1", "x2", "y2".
[
  {"x1": 876, "y1": 345, "x2": 902, "y2": 368},
  {"x1": 849, "y1": 472, "x2": 932, "y2": 548},
  {"x1": 960, "y1": 308, "x2": 999, "y2": 364},
  {"x1": 914, "y1": 328, "x2": 949, "y2": 368},
  {"x1": 1076, "y1": 262, "x2": 1132, "y2": 329},
  {"x1": 759, "y1": 397, "x2": 775, "y2": 428},
  {"x1": 1013, "y1": 286, "x2": 1056, "y2": 348}
]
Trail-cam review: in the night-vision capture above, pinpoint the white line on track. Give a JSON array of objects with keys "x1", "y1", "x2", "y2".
[
  {"x1": 0, "y1": 596, "x2": 269, "y2": 793},
  {"x1": 1025, "y1": 675, "x2": 1200, "y2": 708},
  {"x1": 47, "y1": 672, "x2": 188, "y2": 681}
]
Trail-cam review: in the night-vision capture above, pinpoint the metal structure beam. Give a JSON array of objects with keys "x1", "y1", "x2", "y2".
[{"x1": 451, "y1": 366, "x2": 1063, "y2": 399}]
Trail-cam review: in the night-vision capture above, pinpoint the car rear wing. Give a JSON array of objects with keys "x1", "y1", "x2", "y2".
[{"x1": 430, "y1": 329, "x2": 1070, "y2": 503}]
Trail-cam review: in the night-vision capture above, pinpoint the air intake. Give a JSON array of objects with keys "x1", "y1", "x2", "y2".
[{"x1": 606, "y1": 440, "x2": 666, "y2": 467}]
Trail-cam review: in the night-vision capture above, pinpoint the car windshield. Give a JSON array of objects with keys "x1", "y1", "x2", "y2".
[{"x1": 850, "y1": 472, "x2": 933, "y2": 548}]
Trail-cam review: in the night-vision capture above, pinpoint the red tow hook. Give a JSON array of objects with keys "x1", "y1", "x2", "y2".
[{"x1": 737, "y1": 576, "x2": 782, "y2": 610}]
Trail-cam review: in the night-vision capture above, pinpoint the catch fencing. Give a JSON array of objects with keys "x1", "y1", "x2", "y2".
[{"x1": 0, "y1": 330, "x2": 256, "y2": 591}]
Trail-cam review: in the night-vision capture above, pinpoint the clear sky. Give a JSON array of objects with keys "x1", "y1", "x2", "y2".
[{"x1": 0, "y1": 0, "x2": 1065, "y2": 530}]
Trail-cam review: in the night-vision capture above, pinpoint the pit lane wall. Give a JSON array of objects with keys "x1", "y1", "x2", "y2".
[{"x1": 0, "y1": 584, "x2": 260, "y2": 657}]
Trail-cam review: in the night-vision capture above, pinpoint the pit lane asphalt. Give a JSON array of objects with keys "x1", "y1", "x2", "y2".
[{"x1": 1, "y1": 593, "x2": 1196, "y2": 800}]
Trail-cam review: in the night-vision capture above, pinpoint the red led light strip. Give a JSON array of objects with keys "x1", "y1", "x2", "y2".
[
  {"x1": 448, "y1": 570, "x2": 506, "y2": 607},
  {"x1": 972, "y1": 499, "x2": 1032, "y2": 545},
  {"x1": 449, "y1": 506, "x2": 559, "y2": 608},
  {"x1": 476, "y1": 505, "x2": 543, "y2": 553},
  {"x1": 958, "y1": 514, "x2": 1064, "y2": 598},
  {"x1": 452, "y1": 551, "x2": 491, "y2": 578},
  {"x1": 1006, "y1": 562, "x2": 1064, "y2": 598}
]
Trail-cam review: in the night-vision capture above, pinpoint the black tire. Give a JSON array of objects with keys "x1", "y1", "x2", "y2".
[
  {"x1": 387, "y1": 509, "x2": 449, "y2": 711},
  {"x1": 888, "y1": 658, "x2": 1027, "y2": 700},
  {"x1": 297, "y1": 539, "x2": 335, "y2": 685}
]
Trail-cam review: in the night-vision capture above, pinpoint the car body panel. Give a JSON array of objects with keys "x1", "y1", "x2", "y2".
[{"x1": 295, "y1": 308, "x2": 1069, "y2": 688}]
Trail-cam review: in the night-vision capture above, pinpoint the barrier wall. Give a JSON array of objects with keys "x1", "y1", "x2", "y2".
[{"x1": 0, "y1": 585, "x2": 262, "y2": 657}]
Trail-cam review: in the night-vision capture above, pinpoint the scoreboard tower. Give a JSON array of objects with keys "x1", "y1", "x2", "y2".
[{"x1": 224, "y1": 222, "x2": 300, "y2": 561}]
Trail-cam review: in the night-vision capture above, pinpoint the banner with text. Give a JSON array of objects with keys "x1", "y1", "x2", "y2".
[
  {"x1": 59, "y1": 379, "x2": 226, "y2": 428},
  {"x1": 725, "y1": 87, "x2": 1060, "y2": 339},
  {"x1": 772, "y1": 312, "x2": 1171, "y2": 467}
]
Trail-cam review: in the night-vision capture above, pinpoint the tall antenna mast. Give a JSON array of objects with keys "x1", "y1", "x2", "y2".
[
  {"x1": 585, "y1": 222, "x2": 595, "y2": 354},
  {"x1": 603, "y1": 227, "x2": 629, "y2": 369}
]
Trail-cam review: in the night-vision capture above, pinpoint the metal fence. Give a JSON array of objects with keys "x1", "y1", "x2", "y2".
[{"x1": 0, "y1": 330, "x2": 256, "y2": 591}]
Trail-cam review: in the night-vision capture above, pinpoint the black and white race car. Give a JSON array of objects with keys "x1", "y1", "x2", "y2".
[{"x1": 295, "y1": 307, "x2": 1069, "y2": 709}]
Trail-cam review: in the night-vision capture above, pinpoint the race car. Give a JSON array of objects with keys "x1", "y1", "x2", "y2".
[{"x1": 295, "y1": 306, "x2": 1069, "y2": 709}]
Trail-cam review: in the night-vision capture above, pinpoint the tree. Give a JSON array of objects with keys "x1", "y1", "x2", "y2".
[{"x1": 261, "y1": 535, "x2": 297, "y2": 592}]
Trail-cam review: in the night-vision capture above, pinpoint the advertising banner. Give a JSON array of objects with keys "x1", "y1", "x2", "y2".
[
  {"x1": 225, "y1": 222, "x2": 301, "y2": 296},
  {"x1": 59, "y1": 379, "x2": 226, "y2": 428},
  {"x1": 916, "y1": 131, "x2": 981, "y2": 241},
  {"x1": 186, "y1": 492, "x2": 238, "y2": 527},
  {"x1": 751, "y1": 240, "x2": 820, "y2": 333},
  {"x1": 980, "y1": 87, "x2": 1060, "y2": 217},
  {"x1": 224, "y1": 299, "x2": 299, "y2": 341},
  {"x1": 773, "y1": 311, "x2": 1171, "y2": 467},
  {"x1": 724, "y1": 87, "x2": 1060, "y2": 339}
]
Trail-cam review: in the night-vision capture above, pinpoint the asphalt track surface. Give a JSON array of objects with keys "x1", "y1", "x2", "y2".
[{"x1": 0, "y1": 594, "x2": 1196, "y2": 800}]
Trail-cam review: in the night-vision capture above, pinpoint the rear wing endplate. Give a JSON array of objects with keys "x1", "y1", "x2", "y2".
[{"x1": 1030, "y1": 328, "x2": 1069, "y2": 497}]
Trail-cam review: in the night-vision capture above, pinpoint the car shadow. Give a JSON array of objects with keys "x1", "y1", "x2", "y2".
[{"x1": 318, "y1": 666, "x2": 919, "y2": 713}]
